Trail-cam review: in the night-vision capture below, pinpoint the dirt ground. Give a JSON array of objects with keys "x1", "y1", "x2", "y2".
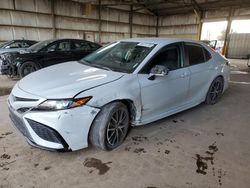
[{"x1": 0, "y1": 59, "x2": 250, "y2": 188}]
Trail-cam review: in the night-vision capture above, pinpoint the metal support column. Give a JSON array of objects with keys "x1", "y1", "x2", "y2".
[
  {"x1": 194, "y1": 9, "x2": 202, "y2": 40},
  {"x1": 51, "y1": 0, "x2": 56, "y2": 39},
  {"x1": 223, "y1": 7, "x2": 233, "y2": 57},
  {"x1": 129, "y1": 4, "x2": 133, "y2": 38},
  {"x1": 98, "y1": 0, "x2": 102, "y2": 44},
  {"x1": 156, "y1": 15, "x2": 159, "y2": 37}
]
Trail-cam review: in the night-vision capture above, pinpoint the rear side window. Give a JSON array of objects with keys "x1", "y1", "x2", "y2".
[
  {"x1": 73, "y1": 41, "x2": 91, "y2": 50},
  {"x1": 204, "y1": 48, "x2": 212, "y2": 61},
  {"x1": 185, "y1": 44, "x2": 205, "y2": 65}
]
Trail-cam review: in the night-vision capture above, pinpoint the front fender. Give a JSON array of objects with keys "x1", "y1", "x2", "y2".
[{"x1": 76, "y1": 74, "x2": 142, "y2": 124}]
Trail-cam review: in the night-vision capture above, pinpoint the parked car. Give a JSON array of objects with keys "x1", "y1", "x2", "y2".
[
  {"x1": 0, "y1": 40, "x2": 37, "y2": 75},
  {"x1": 0, "y1": 40, "x2": 37, "y2": 54},
  {"x1": 8, "y1": 38, "x2": 230, "y2": 151},
  {"x1": 0, "y1": 39, "x2": 101, "y2": 77}
]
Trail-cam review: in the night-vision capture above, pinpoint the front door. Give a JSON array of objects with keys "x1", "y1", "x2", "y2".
[
  {"x1": 137, "y1": 43, "x2": 190, "y2": 123},
  {"x1": 42, "y1": 40, "x2": 73, "y2": 67}
]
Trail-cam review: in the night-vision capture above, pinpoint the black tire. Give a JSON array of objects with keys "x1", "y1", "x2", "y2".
[
  {"x1": 89, "y1": 102, "x2": 130, "y2": 151},
  {"x1": 205, "y1": 77, "x2": 224, "y2": 105},
  {"x1": 18, "y1": 61, "x2": 39, "y2": 78}
]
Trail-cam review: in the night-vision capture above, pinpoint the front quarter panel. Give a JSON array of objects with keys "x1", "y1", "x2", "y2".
[{"x1": 76, "y1": 74, "x2": 142, "y2": 124}]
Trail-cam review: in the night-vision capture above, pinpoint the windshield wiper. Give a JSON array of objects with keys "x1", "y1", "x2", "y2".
[{"x1": 80, "y1": 59, "x2": 113, "y2": 71}]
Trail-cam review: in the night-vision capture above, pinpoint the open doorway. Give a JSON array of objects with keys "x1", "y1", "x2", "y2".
[{"x1": 201, "y1": 21, "x2": 228, "y2": 53}]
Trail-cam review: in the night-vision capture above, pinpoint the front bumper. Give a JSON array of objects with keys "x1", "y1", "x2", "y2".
[{"x1": 8, "y1": 85, "x2": 100, "y2": 151}]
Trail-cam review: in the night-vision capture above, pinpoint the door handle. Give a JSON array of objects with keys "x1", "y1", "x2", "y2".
[{"x1": 180, "y1": 72, "x2": 189, "y2": 78}]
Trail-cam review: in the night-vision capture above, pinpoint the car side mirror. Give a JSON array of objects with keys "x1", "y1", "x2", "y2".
[{"x1": 148, "y1": 65, "x2": 169, "y2": 80}]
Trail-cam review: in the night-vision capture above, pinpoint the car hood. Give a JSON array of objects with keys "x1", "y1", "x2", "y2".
[{"x1": 18, "y1": 61, "x2": 125, "y2": 98}]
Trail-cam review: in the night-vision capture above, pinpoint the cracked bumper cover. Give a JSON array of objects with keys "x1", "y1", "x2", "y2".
[{"x1": 8, "y1": 101, "x2": 100, "y2": 151}]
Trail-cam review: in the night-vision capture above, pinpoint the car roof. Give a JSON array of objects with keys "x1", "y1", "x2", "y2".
[
  {"x1": 119, "y1": 37, "x2": 205, "y2": 47},
  {"x1": 12, "y1": 40, "x2": 37, "y2": 42}
]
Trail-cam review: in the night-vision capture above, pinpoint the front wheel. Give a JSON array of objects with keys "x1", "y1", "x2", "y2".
[
  {"x1": 18, "y1": 61, "x2": 39, "y2": 78},
  {"x1": 205, "y1": 77, "x2": 224, "y2": 105},
  {"x1": 89, "y1": 102, "x2": 130, "y2": 150}
]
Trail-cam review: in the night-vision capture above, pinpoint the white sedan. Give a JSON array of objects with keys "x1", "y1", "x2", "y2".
[{"x1": 8, "y1": 38, "x2": 230, "y2": 151}]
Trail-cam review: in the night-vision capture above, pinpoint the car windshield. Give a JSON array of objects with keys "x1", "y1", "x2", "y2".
[
  {"x1": 0, "y1": 41, "x2": 11, "y2": 48},
  {"x1": 81, "y1": 41, "x2": 155, "y2": 73},
  {"x1": 28, "y1": 40, "x2": 54, "y2": 52}
]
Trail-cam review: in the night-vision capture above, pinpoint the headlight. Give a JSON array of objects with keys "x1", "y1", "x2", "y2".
[{"x1": 34, "y1": 97, "x2": 92, "y2": 111}]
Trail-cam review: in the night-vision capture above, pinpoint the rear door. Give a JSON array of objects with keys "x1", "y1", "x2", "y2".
[
  {"x1": 71, "y1": 40, "x2": 93, "y2": 60},
  {"x1": 184, "y1": 42, "x2": 213, "y2": 102}
]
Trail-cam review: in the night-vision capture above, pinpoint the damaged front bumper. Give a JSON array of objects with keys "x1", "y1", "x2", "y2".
[{"x1": 8, "y1": 86, "x2": 100, "y2": 151}]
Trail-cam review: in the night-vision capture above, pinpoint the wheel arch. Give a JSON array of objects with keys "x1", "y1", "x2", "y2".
[{"x1": 87, "y1": 99, "x2": 137, "y2": 142}]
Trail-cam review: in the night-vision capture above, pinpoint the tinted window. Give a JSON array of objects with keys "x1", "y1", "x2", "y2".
[
  {"x1": 89, "y1": 42, "x2": 100, "y2": 49},
  {"x1": 204, "y1": 48, "x2": 212, "y2": 61},
  {"x1": 7, "y1": 42, "x2": 23, "y2": 48},
  {"x1": 46, "y1": 43, "x2": 57, "y2": 52},
  {"x1": 21, "y1": 42, "x2": 30, "y2": 48},
  {"x1": 186, "y1": 44, "x2": 205, "y2": 65},
  {"x1": 57, "y1": 41, "x2": 71, "y2": 51},
  {"x1": 142, "y1": 45, "x2": 181, "y2": 73},
  {"x1": 73, "y1": 41, "x2": 91, "y2": 50}
]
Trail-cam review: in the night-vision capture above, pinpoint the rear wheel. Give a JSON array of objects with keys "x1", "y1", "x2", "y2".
[
  {"x1": 205, "y1": 77, "x2": 224, "y2": 105},
  {"x1": 89, "y1": 102, "x2": 129, "y2": 150},
  {"x1": 18, "y1": 61, "x2": 39, "y2": 78}
]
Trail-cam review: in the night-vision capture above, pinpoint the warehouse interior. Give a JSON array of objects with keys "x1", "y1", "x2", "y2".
[
  {"x1": 1, "y1": 0, "x2": 250, "y2": 57},
  {"x1": 1, "y1": 0, "x2": 250, "y2": 188}
]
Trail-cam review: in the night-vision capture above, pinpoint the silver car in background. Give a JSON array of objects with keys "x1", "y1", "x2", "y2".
[{"x1": 8, "y1": 38, "x2": 230, "y2": 151}]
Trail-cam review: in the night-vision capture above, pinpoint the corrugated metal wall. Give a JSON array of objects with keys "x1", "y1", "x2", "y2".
[
  {"x1": 227, "y1": 33, "x2": 250, "y2": 58},
  {"x1": 158, "y1": 13, "x2": 199, "y2": 40},
  {"x1": 0, "y1": 0, "x2": 156, "y2": 44}
]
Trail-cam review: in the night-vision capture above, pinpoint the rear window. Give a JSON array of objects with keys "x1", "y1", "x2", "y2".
[{"x1": 185, "y1": 44, "x2": 205, "y2": 65}]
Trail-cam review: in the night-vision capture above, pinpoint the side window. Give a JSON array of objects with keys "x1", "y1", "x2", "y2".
[
  {"x1": 143, "y1": 45, "x2": 181, "y2": 73},
  {"x1": 6, "y1": 42, "x2": 23, "y2": 48},
  {"x1": 204, "y1": 48, "x2": 212, "y2": 61},
  {"x1": 21, "y1": 42, "x2": 30, "y2": 48},
  {"x1": 185, "y1": 44, "x2": 205, "y2": 65},
  {"x1": 46, "y1": 43, "x2": 57, "y2": 52},
  {"x1": 89, "y1": 42, "x2": 100, "y2": 49},
  {"x1": 57, "y1": 41, "x2": 71, "y2": 51},
  {"x1": 73, "y1": 41, "x2": 91, "y2": 51}
]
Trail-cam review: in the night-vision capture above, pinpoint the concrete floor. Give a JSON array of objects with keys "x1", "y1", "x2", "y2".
[{"x1": 0, "y1": 59, "x2": 250, "y2": 188}]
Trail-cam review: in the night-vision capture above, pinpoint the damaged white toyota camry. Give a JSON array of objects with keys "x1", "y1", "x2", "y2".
[{"x1": 8, "y1": 38, "x2": 230, "y2": 151}]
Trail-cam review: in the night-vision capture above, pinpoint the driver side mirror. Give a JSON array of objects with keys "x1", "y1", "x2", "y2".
[{"x1": 148, "y1": 65, "x2": 169, "y2": 80}]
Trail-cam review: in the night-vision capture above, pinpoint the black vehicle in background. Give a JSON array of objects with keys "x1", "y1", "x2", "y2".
[
  {"x1": 0, "y1": 39, "x2": 101, "y2": 77},
  {"x1": 0, "y1": 40, "x2": 37, "y2": 54}
]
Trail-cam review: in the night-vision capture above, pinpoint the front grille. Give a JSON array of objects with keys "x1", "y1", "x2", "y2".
[
  {"x1": 27, "y1": 119, "x2": 67, "y2": 146},
  {"x1": 9, "y1": 108, "x2": 33, "y2": 141}
]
